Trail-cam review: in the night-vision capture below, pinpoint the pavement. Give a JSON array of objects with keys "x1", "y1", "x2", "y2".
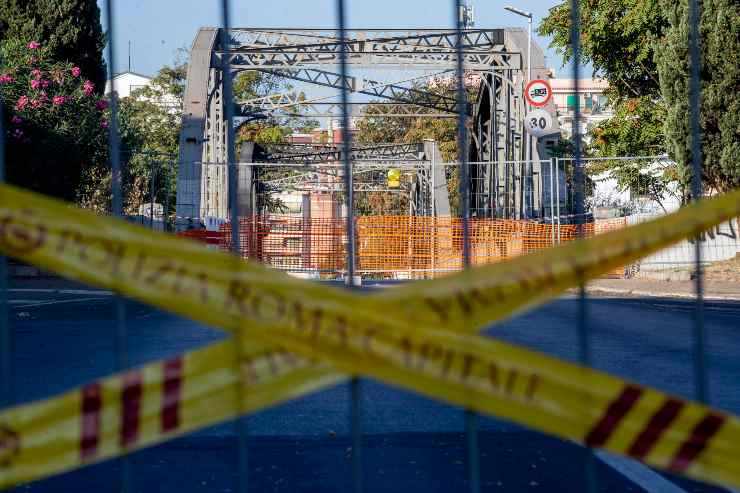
[{"x1": 3, "y1": 278, "x2": 740, "y2": 493}]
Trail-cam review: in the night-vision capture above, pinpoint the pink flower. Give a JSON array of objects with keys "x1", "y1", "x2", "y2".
[
  {"x1": 10, "y1": 116, "x2": 23, "y2": 125},
  {"x1": 30, "y1": 99, "x2": 43, "y2": 109},
  {"x1": 95, "y1": 99, "x2": 109, "y2": 111},
  {"x1": 83, "y1": 80, "x2": 94, "y2": 96},
  {"x1": 30, "y1": 79, "x2": 41, "y2": 90},
  {"x1": 52, "y1": 95, "x2": 66, "y2": 106},
  {"x1": 38, "y1": 91, "x2": 48, "y2": 103},
  {"x1": 31, "y1": 69, "x2": 42, "y2": 80},
  {"x1": 0, "y1": 74, "x2": 14, "y2": 84},
  {"x1": 71, "y1": 66, "x2": 81, "y2": 77},
  {"x1": 12, "y1": 129, "x2": 24, "y2": 139},
  {"x1": 40, "y1": 79, "x2": 50, "y2": 88},
  {"x1": 100, "y1": 119, "x2": 109, "y2": 129},
  {"x1": 15, "y1": 95, "x2": 29, "y2": 111},
  {"x1": 27, "y1": 41, "x2": 40, "y2": 50}
]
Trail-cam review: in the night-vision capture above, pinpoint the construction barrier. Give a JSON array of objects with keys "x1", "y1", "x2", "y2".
[
  {"x1": 211, "y1": 215, "x2": 628, "y2": 278},
  {"x1": 2, "y1": 183, "x2": 740, "y2": 489},
  {"x1": 220, "y1": 216, "x2": 346, "y2": 273}
]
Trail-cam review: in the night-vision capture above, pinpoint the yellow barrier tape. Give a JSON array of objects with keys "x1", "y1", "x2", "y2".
[
  {"x1": 2, "y1": 183, "x2": 740, "y2": 489},
  {"x1": 0, "y1": 339, "x2": 342, "y2": 488},
  {"x1": 3, "y1": 313, "x2": 740, "y2": 489}
]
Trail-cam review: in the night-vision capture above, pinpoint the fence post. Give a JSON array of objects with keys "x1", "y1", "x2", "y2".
[
  {"x1": 555, "y1": 158, "x2": 561, "y2": 243},
  {"x1": 0, "y1": 47, "x2": 11, "y2": 410},
  {"x1": 335, "y1": 2, "x2": 364, "y2": 492},
  {"x1": 431, "y1": 145, "x2": 436, "y2": 278},
  {"x1": 150, "y1": 158, "x2": 156, "y2": 229},
  {"x1": 550, "y1": 157, "x2": 556, "y2": 246},
  {"x1": 216, "y1": 2, "x2": 250, "y2": 492},
  {"x1": 567, "y1": 0, "x2": 598, "y2": 489},
  {"x1": 103, "y1": 2, "x2": 133, "y2": 492},
  {"x1": 164, "y1": 160, "x2": 172, "y2": 232},
  {"x1": 688, "y1": 0, "x2": 707, "y2": 404}
]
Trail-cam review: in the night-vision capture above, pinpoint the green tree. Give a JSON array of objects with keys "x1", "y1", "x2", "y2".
[
  {"x1": 656, "y1": 0, "x2": 740, "y2": 195},
  {"x1": 539, "y1": 0, "x2": 668, "y2": 99},
  {"x1": 115, "y1": 58, "x2": 186, "y2": 217},
  {"x1": 539, "y1": 0, "x2": 678, "y2": 203},
  {"x1": 0, "y1": 0, "x2": 105, "y2": 91}
]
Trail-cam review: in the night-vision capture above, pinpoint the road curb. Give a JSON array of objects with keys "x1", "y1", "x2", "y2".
[{"x1": 585, "y1": 286, "x2": 740, "y2": 301}]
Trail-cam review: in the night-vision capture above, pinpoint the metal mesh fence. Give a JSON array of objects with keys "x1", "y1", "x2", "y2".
[{"x1": 0, "y1": 0, "x2": 725, "y2": 491}]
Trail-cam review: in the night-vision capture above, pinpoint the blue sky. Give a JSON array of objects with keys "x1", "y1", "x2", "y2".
[{"x1": 99, "y1": 0, "x2": 585, "y2": 77}]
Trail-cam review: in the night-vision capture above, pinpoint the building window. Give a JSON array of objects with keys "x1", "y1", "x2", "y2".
[
  {"x1": 566, "y1": 94, "x2": 578, "y2": 111},
  {"x1": 283, "y1": 237, "x2": 301, "y2": 250},
  {"x1": 595, "y1": 94, "x2": 609, "y2": 113},
  {"x1": 284, "y1": 202, "x2": 302, "y2": 214}
]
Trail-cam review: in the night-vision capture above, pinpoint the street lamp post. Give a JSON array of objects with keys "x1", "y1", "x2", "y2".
[
  {"x1": 504, "y1": 5, "x2": 533, "y2": 218},
  {"x1": 504, "y1": 6, "x2": 532, "y2": 83}
]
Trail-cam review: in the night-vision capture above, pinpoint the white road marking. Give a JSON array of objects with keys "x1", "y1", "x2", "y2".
[
  {"x1": 11, "y1": 297, "x2": 111, "y2": 309},
  {"x1": 7, "y1": 288, "x2": 112, "y2": 296},
  {"x1": 595, "y1": 450, "x2": 689, "y2": 493}
]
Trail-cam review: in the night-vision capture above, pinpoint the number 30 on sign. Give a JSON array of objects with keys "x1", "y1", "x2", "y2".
[{"x1": 524, "y1": 108, "x2": 554, "y2": 138}]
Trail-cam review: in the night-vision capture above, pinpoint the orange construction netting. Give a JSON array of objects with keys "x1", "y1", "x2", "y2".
[{"x1": 198, "y1": 215, "x2": 629, "y2": 279}]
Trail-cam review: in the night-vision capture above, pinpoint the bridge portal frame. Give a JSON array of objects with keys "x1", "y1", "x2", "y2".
[{"x1": 176, "y1": 27, "x2": 528, "y2": 225}]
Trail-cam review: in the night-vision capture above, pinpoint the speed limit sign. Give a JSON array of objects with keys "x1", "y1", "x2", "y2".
[
  {"x1": 525, "y1": 79, "x2": 552, "y2": 107},
  {"x1": 524, "y1": 108, "x2": 554, "y2": 138}
]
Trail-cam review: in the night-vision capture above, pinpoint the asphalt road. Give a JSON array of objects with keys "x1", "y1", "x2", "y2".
[{"x1": 4, "y1": 278, "x2": 740, "y2": 493}]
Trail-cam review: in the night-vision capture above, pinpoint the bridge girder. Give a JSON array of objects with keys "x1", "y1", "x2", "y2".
[
  {"x1": 240, "y1": 68, "x2": 463, "y2": 115},
  {"x1": 261, "y1": 142, "x2": 425, "y2": 164},
  {"x1": 223, "y1": 29, "x2": 519, "y2": 70}
]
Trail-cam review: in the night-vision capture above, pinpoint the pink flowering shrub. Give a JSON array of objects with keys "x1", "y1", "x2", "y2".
[
  {"x1": 1, "y1": 38, "x2": 110, "y2": 200},
  {"x1": 2, "y1": 38, "x2": 108, "y2": 129}
]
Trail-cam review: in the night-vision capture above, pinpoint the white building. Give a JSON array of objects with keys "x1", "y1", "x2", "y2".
[
  {"x1": 549, "y1": 78, "x2": 612, "y2": 138},
  {"x1": 104, "y1": 72, "x2": 153, "y2": 99},
  {"x1": 104, "y1": 71, "x2": 179, "y2": 111}
]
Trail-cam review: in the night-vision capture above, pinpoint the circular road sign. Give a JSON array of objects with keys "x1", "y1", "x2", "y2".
[
  {"x1": 524, "y1": 108, "x2": 555, "y2": 138},
  {"x1": 525, "y1": 79, "x2": 552, "y2": 107}
]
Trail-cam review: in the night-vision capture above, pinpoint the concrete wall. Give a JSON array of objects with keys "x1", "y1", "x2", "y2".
[{"x1": 627, "y1": 214, "x2": 740, "y2": 270}]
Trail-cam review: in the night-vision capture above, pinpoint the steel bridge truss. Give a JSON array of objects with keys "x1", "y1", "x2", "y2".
[
  {"x1": 224, "y1": 28, "x2": 517, "y2": 70},
  {"x1": 255, "y1": 158, "x2": 438, "y2": 217},
  {"x1": 237, "y1": 69, "x2": 463, "y2": 117},
  {"x1": 260, "y1": 142, "x2": 425, "y2": 164},
  {"x1": 176, "y1": 27, "x2": 531, "y2": 224}
]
